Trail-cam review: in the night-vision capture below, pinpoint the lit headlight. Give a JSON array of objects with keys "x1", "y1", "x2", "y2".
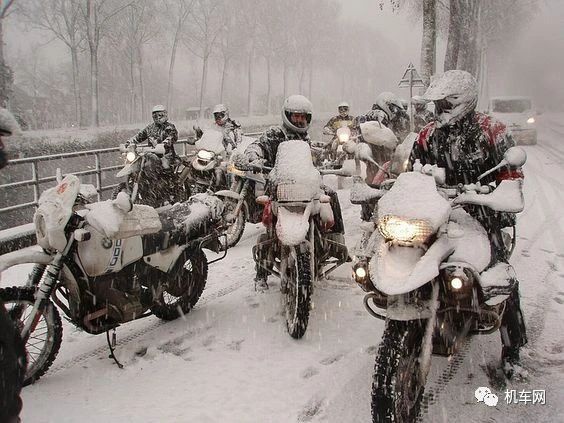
[
  {"x1": 378, "y1": 215, "x2": 434, "y2": 244},
  {"x1": 338, "y1": 132, "x2": 350, "y2": 143},
  {"x1": 126, "y1": 151, "x2": 137, "y2": 162},
  {"x1": 197, "y1": 150, "x2": 215, "y2": 161},
  {"x1": 527, "y1": 117, "x2": 535, "y2": 124}
]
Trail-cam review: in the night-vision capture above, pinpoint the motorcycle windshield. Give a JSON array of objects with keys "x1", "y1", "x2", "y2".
[
  {"x1": 270, "y1": 140, "x2": 321, "y2": 200},
  {"x1": 195, "y1": 129, "x2": 226, "y2": 155},
  {"x1": 378, "y1": 172, "x2": 450, "y2": 231},
  {"x1": 35, "y1": 174, "x2": 81, "y2": 251}
]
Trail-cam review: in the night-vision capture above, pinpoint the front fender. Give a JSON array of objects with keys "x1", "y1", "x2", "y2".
[
  {"x1": 116, "y1": 159, "x2": 141, "y2": 178},
  {"x1": 0, "y1": 249, "x2": 53, "y2": 273},
  {"x1": 215, "y1": 190, "x2": 242, "y2": 201},
  {"x1": 372, "y1": 236, "x2": 454, "y2": 296},
  {"x1": 276, "y1": 203, "x2": 312, "y2": 246}
]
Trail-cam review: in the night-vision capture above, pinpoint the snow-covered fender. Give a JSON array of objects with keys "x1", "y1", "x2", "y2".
[
  {"x1": 191, "y1": 156, "x2": 218, "y2": 172},
  {"x1": 116, "y1": 158, "x2": 141, "y2": 178},
  {"x1": 372, "y1": 236, "x2": 454, "y2": 296},
  {"x1": 143, "y1": 244, "x2": 187, "y2": 273},
  {"x1": 276, "y1": 202, "x2": 313, "y2": 246},
  {"x1": 0, "y1": 249, "x2": 53, "y2": 273}
]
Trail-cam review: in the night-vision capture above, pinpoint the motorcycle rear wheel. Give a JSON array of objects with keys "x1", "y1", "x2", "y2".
[
  {"x1": 372, "y1": 319, "x2": 426, "y2": 423},
  {"x1": 151, "y1": 249, "x2": 208, "y2": 320},
  {"x1": 282, "y1": 248, "x2": 312, "y2": 339},
  {"x1": 0, "y1": 286, "x2": 63, "y2": 386}
]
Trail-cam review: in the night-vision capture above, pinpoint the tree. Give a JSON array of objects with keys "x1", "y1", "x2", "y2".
[
  {"x1": 19, "y1": 0, "x2": 86, "y2": 126},
  {"x1": 81, "y1": 0, "x2": 133, "y2": 127},
  {"x1": 0, "y1": 0, "x2": 16, "y2": 107},
  {"x1": 420, "y1": 0, "x2": 437, "y2": 86},
  {"x1": 163, "y1": 0, "x2": 194, "y2": 113},
  {"x1": 185, "y1": 0, "x2": 225, "y2": 117}
]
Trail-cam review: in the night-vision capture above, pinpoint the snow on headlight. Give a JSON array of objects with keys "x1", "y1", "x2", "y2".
[
  {"x1": 197, "y1": 150, "x2": 215, "y2": 161},
  {"x1": 126, "y1": 151, "x2": 137, "y2": 162},
  {"x1": 377, "y1": 215, "x2": 434, "y2": 244}
]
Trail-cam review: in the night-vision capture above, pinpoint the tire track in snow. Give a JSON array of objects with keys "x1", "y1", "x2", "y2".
[{"x1": 45, "y1": 277, "x2": 248, "y2": 377}]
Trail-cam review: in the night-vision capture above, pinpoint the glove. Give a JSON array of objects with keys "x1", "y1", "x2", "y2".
[
  {"x1": 232, "y1": 152, "x2": 249, "y2": 168},
  {"x1": 246, "y1": 151, "x2": 261, "y2": 163},
  {"x1": 124, "y1": 138, "x2": 134, "y2": 148}
]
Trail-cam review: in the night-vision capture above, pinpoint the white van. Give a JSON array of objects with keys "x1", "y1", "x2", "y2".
[{"x1": 489, "y1": 96, "x2": 537, "y2": 145}]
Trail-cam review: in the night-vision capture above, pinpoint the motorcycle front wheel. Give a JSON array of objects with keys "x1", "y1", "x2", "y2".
[
  {"x1": 151, "y1": 249, "x2": 208, "y2": 320},
  {"x1": 0, "y1": 286, "x2": 63, "y2": 386},
  {"x1": 220, "y1": 199, "x2": 247, "y2": 249},
  {"x1": 372, "y1": 319, "x2": 426, "y2": 423},
  {"x1": 281, "y1": 247, "x2": 312, "y2": 339}
]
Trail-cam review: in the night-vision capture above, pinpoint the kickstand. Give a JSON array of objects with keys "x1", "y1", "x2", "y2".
[{"x1": 106, "y1": 329, "x2": 124, "y2": 369}]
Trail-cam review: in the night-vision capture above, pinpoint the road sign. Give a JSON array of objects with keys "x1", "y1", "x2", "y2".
[
  {"x1": 398, "y1": 63, "x2": 425, "y2": 88},
  {"x1": 398, "y1": 63, "x2": 425, "y2": 132}
]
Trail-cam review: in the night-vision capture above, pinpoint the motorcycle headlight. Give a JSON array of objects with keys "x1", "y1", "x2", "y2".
[
  {"x1": 377, "y1": 215, "x2": 434, "y2": 244},
  {"x1": 527, "y1": 117, "x2": 535, "y2": 124},
  {"x1": 126, "y1": 151, "x2": 137, "y2": 162},
  {"x1": 338, "y1": 132, "x2": 350, "y2": 143},
  {"x1": 197, "y1": 150, "x2": 215, "y2": 161}
]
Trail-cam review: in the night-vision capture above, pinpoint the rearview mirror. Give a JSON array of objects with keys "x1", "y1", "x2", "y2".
[{"x1": 504, "y1": 147, "x2": 527, "y2": 168}]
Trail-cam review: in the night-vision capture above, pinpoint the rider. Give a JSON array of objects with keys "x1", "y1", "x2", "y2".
[
  {"x1": 126, "y1": 105, "x2": 178, "y2": 157},
  {"x1": 358, "y1": 91, "x2": 410, "y2": 142},
  {"x1": 411, "y1": 95, "x2": 434, "y2": 132},
  {"x1": 0, "y1": 108, "x2": 27, "y2": 423},
  {"x1": 408, "y1": 70, "x2": 528, "y2": 379},
  {"x1": 323, "y1": 101, "x2": 354, "y2": 134},
  {"x1": 244, "y1": 95, "x2": 346, "y2": 291},
  {"x1": 212, "y1": 104, "x2": 242, "y2": 152}
]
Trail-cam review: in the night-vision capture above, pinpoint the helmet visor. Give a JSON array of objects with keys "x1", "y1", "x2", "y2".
[
  {"x1": 287, "y1": 112, "x2": 311, "y2": 128},
  {"x1": 214, "y1": 112, "x2": 226, "y2": 122},
  {"x1": 338, "y1": 106, "x2": 349, "y2": 114},
  {"x1": 152, "y1": 111, "x2": 167, "y2": 123}
]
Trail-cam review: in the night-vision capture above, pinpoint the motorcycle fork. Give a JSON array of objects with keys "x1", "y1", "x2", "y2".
[
  {"x1": 21, "y1": 240, "x2": 73, "y2": 340},
  {"x1": 418, "y1": 280, "x2": 440, "y2": 385},
  {"x1": 232, "y1": 179, "x2": 248, "y2": 219},
  {"x1": 131, "y1": 156, "x2": 146, "y2": 202}
]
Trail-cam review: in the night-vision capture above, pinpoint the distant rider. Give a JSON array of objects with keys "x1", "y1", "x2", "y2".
[
  {"x1": 126, "y1": 105, "x2": 178, "y2": 157},
  {"x1": 244, "y1": 95, "x2": 346, "y2": 291},
  {"x1": 408, "y1": 70, "x2": 528, "y2": 379},
  {"x1": 323, "y1": 102, "x2": 354, "y2": 135}
]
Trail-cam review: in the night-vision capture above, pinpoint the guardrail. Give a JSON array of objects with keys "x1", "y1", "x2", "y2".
[
  {"x1": 0, "y1": 132, "x2": 263, "y2": 218},
  {"x1": 0, "y1": 131, "x2": 263, "y2": 254}
]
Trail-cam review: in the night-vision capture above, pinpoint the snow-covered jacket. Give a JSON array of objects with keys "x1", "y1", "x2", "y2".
[
  {"x1": 323, "y1": 115, "x2": 354, "y2": 134},
  {"x1": 129, "y1": 121, "x2": 178, "y2": 155},
  {"x1": 245, "y1": 125, "x2": 310, "y2": 168},
  {"x1": 220, "y1": 118, "x2": 242, "y2": 150},
  {"x1": 357, "y1": 105, "x2": 410, "y2": 141},
  {"x1": 408, "y1": 111, "x2": 519, "y2": 186}
]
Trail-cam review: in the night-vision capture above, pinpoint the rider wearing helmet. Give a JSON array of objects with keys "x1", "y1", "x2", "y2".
[
  {"x1": 0, "y1": 108, "x2": 27, "y2": 423},
  {"x1": 408, "y1": 70, "x2": 528, "y2": 379},
  {"x1": 358, "y1": 91, "x2": 410, "y2": 141},
  {"x1": 212, "y1": 104, "x2": 242, "y2": 152},
  {"x1": 244, "y1": 95, "x2": 345, "y2": 291},
  {"x1": 127, "y1": 105, "x2": 178, "y2": 156},
  {"x1": 323, "y1": 101, "x2": 354, "y2": 135},
  {"x1": 411, "y1": 95, "x2": 434, "y2": 132}
]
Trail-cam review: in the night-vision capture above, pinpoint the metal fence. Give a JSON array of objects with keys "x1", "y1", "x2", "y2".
[{"x1": 0, "y1": 132, "x2": 263, "y2": 219}]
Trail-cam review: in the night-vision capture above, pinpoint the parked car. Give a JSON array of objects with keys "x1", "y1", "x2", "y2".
[{"x1": 489, "y1": 96, "x2": 537, "y2": 145}]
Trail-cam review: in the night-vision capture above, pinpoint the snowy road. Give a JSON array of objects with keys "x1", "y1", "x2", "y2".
[{"x1": 3, "y1": 115, "x2": 564, "y2": 422}]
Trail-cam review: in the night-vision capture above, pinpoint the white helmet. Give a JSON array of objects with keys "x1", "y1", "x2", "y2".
[
  {"x1": 151, "y1": 105, "x2": 168, "y2": 124},
  {"x1": 212, "y1": 104, "x2": 229, "y2": 125},
  {"x1": 422, "y1": 70, "x2": 478, "y2": 127},
  {"x1": 282, "y1": 94, "x2": 312, "y2": 134},
  {"x1": 375, "y1": 92, "x2": 404, "y2": 122},
  {"x1": 338, "y1": 101, "x2": 350, "y2": 117}
]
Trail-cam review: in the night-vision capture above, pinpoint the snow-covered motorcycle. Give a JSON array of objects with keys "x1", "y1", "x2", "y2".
[
  {"x1": 184, "y1": 129, "x2": 230, "y2": 195},
  {"x1": 351, "y1": 146, "x2": 526, "y2": 422},
  {"x1": 114, "y1": 141, "x2": 192, "y2": 207},
  {"x1": 0, "y1": 174, "x2": 227, "y2": 385},
  {"x1": 252, "y1": 140, "x2": 349, "y2": 338}
]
